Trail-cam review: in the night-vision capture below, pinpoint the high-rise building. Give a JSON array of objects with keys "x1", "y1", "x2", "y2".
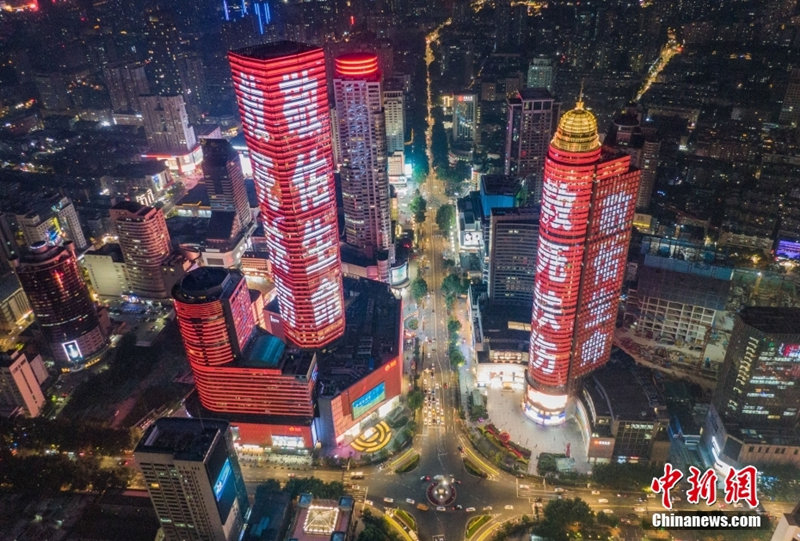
[
  {"x1": 333, "y1": 53, "x2": 393, "y2": 269},
  {"x1": 229, "y1": 41, "x2": 345, "y2": 348},
  {"x1": 488, "y1": 207, "x2": 539, "y2": 308},
  {"x1": 504, "y1": 88, "x2": 559, "y2": 206},
  {"x1": 202, "y1": 138, "x2": 252, "y2": 233},
  {"x1": 526, "y1": 56, "x2": 556, "y2": 92},
  {"x1": 140, "y1": 94, "x2": 198, "y2": 154},
  {"x1": 603, "y1": 105, "x2": 661, "y2": 211},
  {"x1": 0, "y1": 349, "x2": 46, "y2": 418},
  {"x1": 143, "y1": 9, "x2": 184, "y2": 96},
  {"x1": 103, "y1": 61, "x2": 150, "y2": 114},
  {"x1": 453, "y1": 92, "x2": 479, "y2": 144},
  {"x1": 111, "y1": 201, "x2": 172, "y2": 299},
  {"x1": 713, "y1": 307, "x2": 800, "y2": 429},
  {"x1": 525, "y1": 100, "x2": 640, "y2": 425},
  {"x1": 15, "y1": 242, "x2": 108, "y2": 369},
  {"x1": 134, "y1": 418, "x2": 250, "y2": 541},
  {"x1": 779, "y1": 67, "x2": 800, "y2": 127},
  {"x1": 17, "y1": 194, "x2": 88, "y2": 251},
  {"x1": 383, "y1": 89, "x2": 405, "y2": 154}
]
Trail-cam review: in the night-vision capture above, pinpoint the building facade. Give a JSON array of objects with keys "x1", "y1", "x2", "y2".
[
  {"x1": 526, "y1": 56, "x2": 555, "y2": 92},
  {"x1": 0, "y1": 349, "x2": 47, "y2": 418},
  {"x1": 111, "y1": 201, "x2": 173, "y2": 299},
  {"x1": 504, "y1": 88, "x2": 558, "y2": 206},
  {"x1": 383, "y1": 89, "x2": 405, "y2": 155},
  {"x1": 17, "y1": 195, "x2": 87, "y2": 251},
  {"x1": 488, "y1": 207, "x2": 539, "y2": 308},
  {"x1": 201, "y1": 138, "x2": 252, "y2": 233},
  {"x1": 140, "y1": 94, "x2": 198, "y2": 154},
  {"x1": 134, "y1": 418, "x2": 250, "y2": 541},
  {"x1": 102, "y1": 61, "x2": 150, "y2": 114},
  {"x1": 526, "y1": 100, "x2": 640, "y2": 425},
  {"x1": 15, "y1": 242, "x2": 108, "y2": 369},
  {"x1": 229, "y1": 41, "x2": 345, "y2": 348},
  {"x1": 333, "y1": 53, "x2": 393, "y2": 269},
  {"x1": 453, "y1": 92, "x2": 479, "y2": 144}
]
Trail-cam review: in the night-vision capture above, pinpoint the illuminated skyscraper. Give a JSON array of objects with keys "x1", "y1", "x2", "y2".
[
  {"x1": 453, "y1": 92, "x2": 479, "y2": 144},
  {"x1": 111, "y1": 201, "x2": 172, "y2": 299},
  {"x1": 15, "y1": 242, "x2": 108, "y2": 369},
  {"x1": 134, "y1": 418, "x2": 249, "y2": 541},
  {"x1": 102, "y1": 61, "x2": 150, "y2": 114},
  {"x1": 525, "y1": 100, "x2": 640, "y2": 425},
  {"x1": 229, "y1": 41, "x2": 344, "y2": 348},
  {"x1": 333, "y1": 53, "x2": 393, "y2": 270},
  {"x1": 383, "y1": 89, "x2": 405, "y2": 155}
]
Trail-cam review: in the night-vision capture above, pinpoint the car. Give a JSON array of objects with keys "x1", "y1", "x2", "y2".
[
  {"x1": 519, "y1": 484, "x2": 529, "y2": 489},
  {"x1": 420, "y1": 475, "x2": 431, "y2": 481},
  {"x1": 534, "y1": 497, "x2": 542, "y2": 503},
  {"x1": 406, "y1": 498, "x2": 415, "y2": 505},
  {"x1": 483, "y1": 506, "x2": 493, "y2": 511},
  {"x1": 591, "y1": 490, "x2": 601, "y2": 495},
  {"x1": 597, "y1": 498, "x2": 609, "y2": 504},
  {"x1": 436, "y1": 506, "x2": 446, "y2": 512},
  {"x1": 457, "y1": 445, "x2": 463, "y2": 452},
  {"x1": 465, "y1": 507, "x2": 476, "y2": 512},
  {"x1": 365, "y1": 500, "x2": 374, "y2": 506},
  {"x1": 287, "y1": 473, "x2": 296, "y2": 478},
  {"x1": 634, "y1": 507, "x2": 646, "y2": 513},
  {"x1": 455, "y1": 480, "x2": 462, "y2": 485},
  {"x1": 453, "y1": 505, "x2": 463, "y2": 510},
  {"x1": 351, "y1": 472, "x2": 364, "y2": 479},
  {"x1": 383, "y1": 497, "x2": 394, "y2": 504},
  {"x1": 504, "y1": 505, "x2": 514, "y2": 510},
  {"x1": 553, "y1": 487, "x2": 565, "y2": 493},
  {"x1": 416, "y1": 503, "x2": 429, "y2": 511},
  {"x1": 603, "y1": 509, "x2": 614, "y2": 514}
]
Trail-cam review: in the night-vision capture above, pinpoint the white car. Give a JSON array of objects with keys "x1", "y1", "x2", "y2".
[
  {"x1": 383, "y1": 497, "x2": 394, "y2": 503},
  {"x1": 597, "y1": 498, "x2": 609, "y2": 504},
  {"x1": 483, "y1": 506, "x2": 493, "y2": 511},
  {"x1": 504, "y1": 505, "x2": 514, "y2": 510},
  {"x1": 634, "y1": 507, "x2": 646, "y2": 513},
  {"x1": 591, "y1": 490, "x2": 601, "y2": 495},
  {"x1": 436, "y1": 506, "x2": 446, "y2": 512},
  {"x1": 603, "y1": 509, "x2": 614, "y2": 514},
  {"x1": 553, "y1": 487, "x2": 565, "y2": 493},
  {"x1": 406, "y1": 498, "x2": 415, "y2": 505},
  {"x1": 465, "y1": 507, "x2": 476, "y2": 512}
]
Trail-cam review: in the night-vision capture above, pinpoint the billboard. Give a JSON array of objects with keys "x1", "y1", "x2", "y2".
[{"x1": 352, "y1": 382, "x2": 386, "y2": 420}]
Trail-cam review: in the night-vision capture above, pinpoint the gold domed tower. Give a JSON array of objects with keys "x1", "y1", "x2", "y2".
[{"x1": 525, "y1": 96, "x2": 641, "y2": 425}]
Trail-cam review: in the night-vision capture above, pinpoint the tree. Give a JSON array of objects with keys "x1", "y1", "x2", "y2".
[
  {"x1": 409, "y1": 191, "x2": 428, "y2": 224},
  {"x1": 449, "y1": 344, "x2": 465, "y2": 367},
  {"x1": 410, "y1": 277, "x2": 428, "y2": 303},
  {"x1": 447, "y1": 318, "x2": 462, "y2": 336},
  {"x1": 441, "y1": 273, "x2": 469, "y2": 309},
  {"x1": 407, "y1": 318, "x2": 419, "y2": 330},
  {"x1": 407, "y1": 389, "x2": 424, "y2": 410},
  {"x1": 435, "y1": 204, "x2": 456, "y2": 235}
]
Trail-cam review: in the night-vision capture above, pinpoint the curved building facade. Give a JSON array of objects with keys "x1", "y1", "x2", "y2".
[
  {"x1": 526, "y1": 101, "x2": 640, "y2": 425},
  {"x1": 16, "y1": 242, "x2": 108, "y2": 369},
  {"x1": 173, "y1": 267, "x2": 316, "y2": 417},
  {"x1": 228, "y1": 41, "x2": 344, "y2": 348}
]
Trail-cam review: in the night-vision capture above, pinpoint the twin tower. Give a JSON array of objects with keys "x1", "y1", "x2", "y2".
[{"x1": 226, "y1": 41, "x2": 640, "y2": 423}]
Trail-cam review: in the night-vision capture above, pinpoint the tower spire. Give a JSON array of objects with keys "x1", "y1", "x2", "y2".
[{"x1": 577, "y1": 80, "x2": 585, "y2": 109}]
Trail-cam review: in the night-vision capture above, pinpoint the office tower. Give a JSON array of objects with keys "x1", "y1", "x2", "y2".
[
  {"x1": 504, "y1": 89, "x2": 558, "y2": 206},
  {"x1": 525, "y1": 100, "x2": 640, "y2": 425},
  {"x1": 134, "y1": 418, "x2": 249, "y2": 541},
  {"x1": 103, "y1": 61, "x2": 150, "y2": 113},
  {"x1": 603, "y1": 105, "x2": 661, "y2": 211},
  {"x1": 229, "y1": 41, "x2": 345, "y2": 348},
  {"x1": 110, "y1": 201, "x2": 172, "y2": 299},
  {"x1": 0, "y1": 213, "x2": 19, "y2": 272},
  {"x1": 333, "y1": 53, "x2": 393, "y2": 268},
  {"x1": 488, "y1": 207, "x2": 539, "y2": 308},
  {"x1": 527, "y1": 56, "x2": 556, "y2": 92},
  {"x1": 0, "y1": 272, "x2": 31, "y2": 333},
  {"x1": 176, "y1": 52, "x2": 210, "y2": 123},
  {"x1": 383, "y1": 89, "x2": 405, "y2": 154},
  {"x1": 140, "y1": 94, "x2": 198, "y2": 154},
  {"x1": 201, "y1": 138, "x2": 252, "y2": 232},
  {"x1": 779, "y1": 67, "x2": 800, "y2": 126},
  {"x1": 453, "y1": 92, "x2": 479, "y2": 144},
  {"x1": 143, "y1": 9, "x2": 184, "y2": 96},
  {"x1": 713, "y1": 307, "x2": 800, "y2": 429},
  {"x1": 15, "y1": 242, "x2": 108, "y2": 368},
  {"x1": 173, "y1": 267, "x2": 317, "y2": 416},
  {"x1": 17, "y1": 194, "x2": 88, "y2": 251},
  {"x1": 0, "y1": 349, "x2": 46, "y2": 418}
]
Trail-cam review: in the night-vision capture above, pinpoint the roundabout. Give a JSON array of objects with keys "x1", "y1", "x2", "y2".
[{"x1": 426, "y1": 474, "x2": 457, "y2": 507}]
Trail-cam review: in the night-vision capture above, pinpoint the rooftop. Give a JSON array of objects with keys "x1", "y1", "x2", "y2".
[
  {"x1": 585, "y1": 354, "x2": 665, "y2": 422},
  {"x1": 85, "y1": 243, "x2": 125, "y2": 263},
  {"x1": 738, "y1": 306, "x2": 800, "y2": 335},
  {"x1": 173, "y1": 267, "x2": 239, "y2": 303},
  {"x1": 518, "y1": 88, "x2": 554, "y2": 101},
  {"x1": 135, "y1": 418, "x2": 229, "y2": 462},
  {"x1": 480, "y1": 174, "x2": 521, "y2": 197},
  {"x1": 551, "y1": 100, "x2": 600, "y2": 154},
  {"x1": 231, "y1": 41, "x2": 319, "y2": 62}
]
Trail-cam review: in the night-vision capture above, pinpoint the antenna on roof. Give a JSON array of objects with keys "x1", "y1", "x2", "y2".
[{"x1": 577, "y1": 80, "x2": 585, "y2": 109}]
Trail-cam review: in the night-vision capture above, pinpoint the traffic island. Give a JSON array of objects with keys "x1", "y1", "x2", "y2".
[
  {"x1": 465, "y1": 515, "x2": 491, "y2": 539},
  {"x1": 426, "y1": 475, "x2": 457, "y2": 506},
  {"x1": 394, "y1": 452, "x2": 420, "y2": 473}
]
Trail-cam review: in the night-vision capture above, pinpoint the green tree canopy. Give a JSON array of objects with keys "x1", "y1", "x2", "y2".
[
  {"x1": 410, "y1": 277, "x2": 428, "y2": 302},
  {"x1": 435, "y1": 204, "x2": 456, "y2": 235},
  {"x1": 410, "y1": 192, "x2": 428, "y2": 224}
]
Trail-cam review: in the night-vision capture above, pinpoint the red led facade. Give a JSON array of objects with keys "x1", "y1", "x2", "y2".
[
  {"x1": 334, "y1": 54, "x2": 380, "y2": 79},
  {"x1": 228, "y1": 41, "x2": 344, "y2": 348},
  {"x1": 173, "y1": 268, "x2": 317, "y2": 416},
  {"x1": 528, "y1": 103, "x2": 640, "y2": 402}
]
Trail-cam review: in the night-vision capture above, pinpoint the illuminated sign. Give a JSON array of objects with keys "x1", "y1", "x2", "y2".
[
  {"x1": 352, "y1": 382, "x2": 386, "y2": 419},
  {"x1": 213, "y1": 458, "x2": 232, "y2": 501},
  {"x1": 781, "y1": 343, "x2": 800, "y2": 358},
  {"x1": 390, "y1": 261, "x2": 408, "y2": 286},
  {"x1": 272, "y1": 435, "x2": 304, "y2": 449},
  {"x1": 776, "y1": 239, "x2": 800, "y2": 260},
  {"x1": 62, "y1": 340, "x2": 83, "y2": 362}
]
